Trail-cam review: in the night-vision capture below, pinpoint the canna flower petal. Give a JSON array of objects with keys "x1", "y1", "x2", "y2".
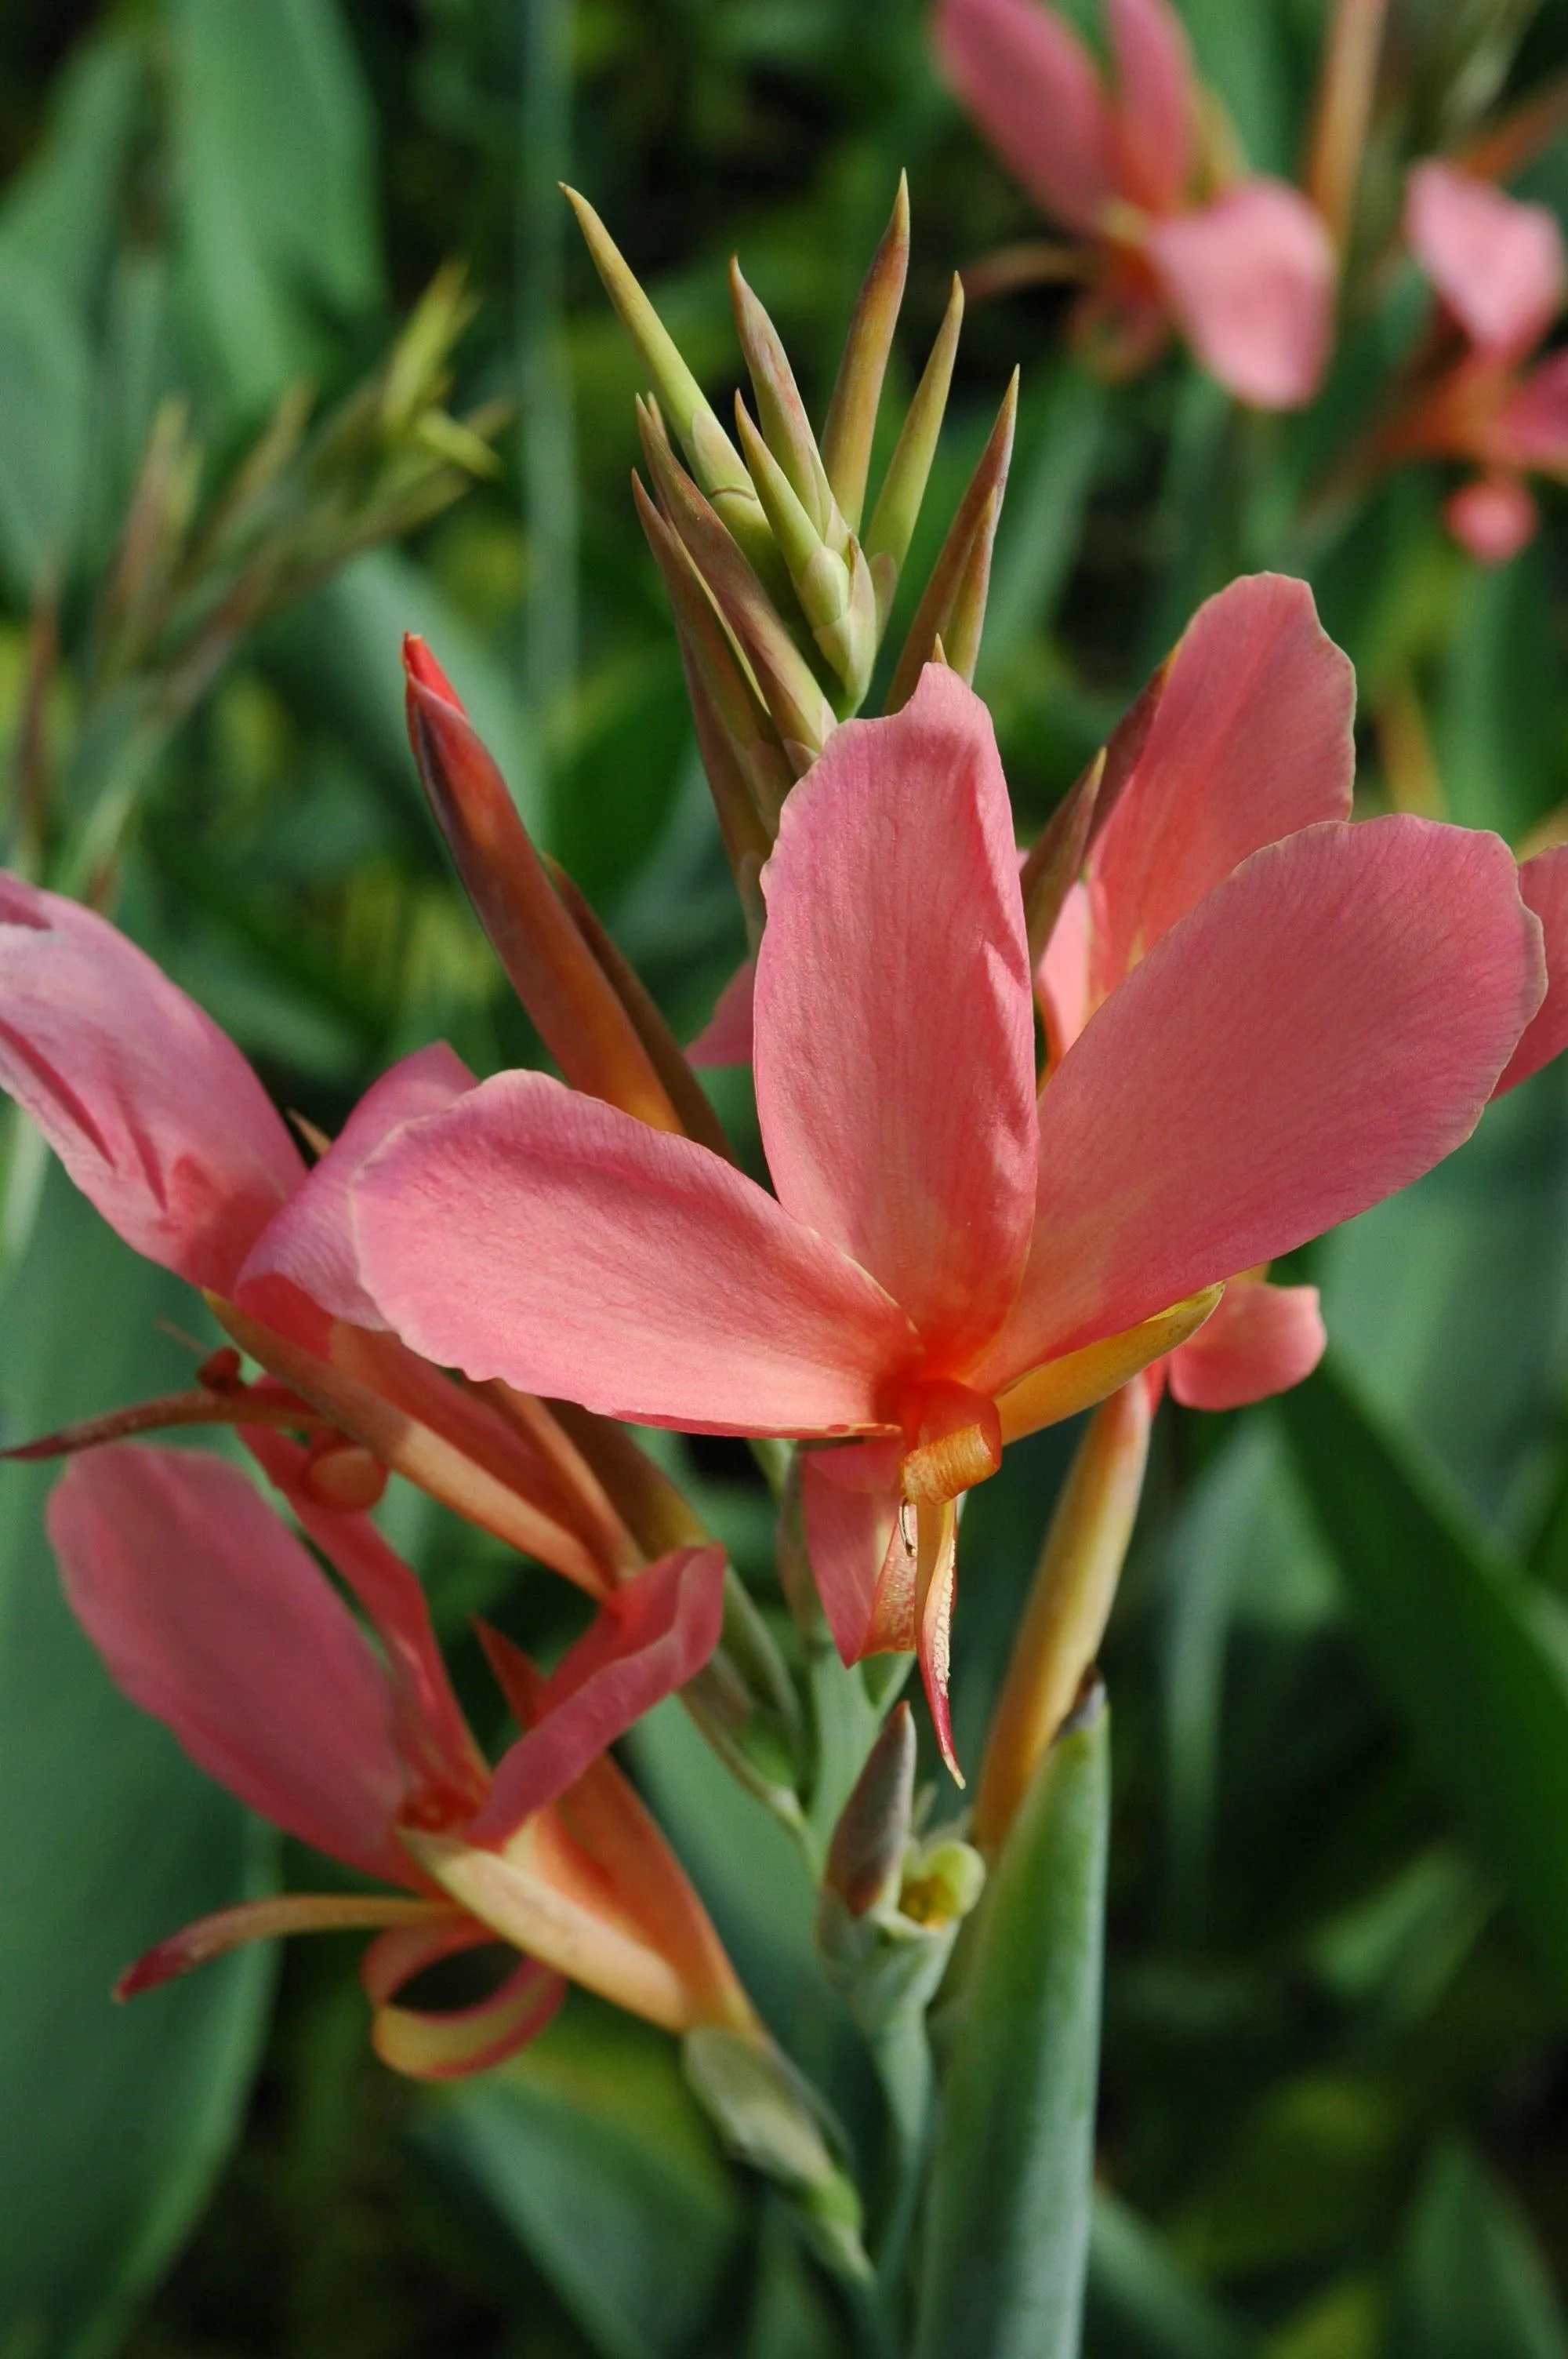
[
  {"x1": 1495, "y1": 846, "x2": 1568, "y2": 1094},
  {"x1": 0, "y1": 879, "x2": 303, "y2": 1291},
  {"x1": 972, "y1": 817, "x2": 1544, "y2": 1390},
  {"x1": 1087, "y1": 574, "x2": 1355, "y2": 1001},
  {"x1": 1036, "y1": 878, "x2": 1093, "y2": 1060},
  {"x1": 935, "y1": 0, "x2": 1116, "y2": 234},
  {"x1": 354, "y1": 1070, "x2": 919, "y2": 1434},
  {"x1": 1148, "y1": 181, "x2": 1337, "y2": 408},
  {"x1": 363, "y1": 1917, "x2": 566, "y2": 2081},
  {"x1": 238, "y1": 1043, "x2": 474, "y2": 1327},
  {"x1": 469, "y1": 1544, "x2": 727, "y2": 1843},
  {"x1": 1106, "y1": 0, "x2": 1192, "y2": 218},
  {"x1": 755, "y1": 667, "x2": 1037, "y2": 1362},
  {"x1": 1405, "y1": 161, "x2": 1565, "y2": 358},
  {"x1": 687, "y1": 959, "x2": 757, "y2": 1067},
  {"x1": 801, "y1": 1456, "x2": 904, "y2": 1664},
  {"x1": 245, "y1": 1427, "x2": 488, "y2": 1817},
  {"x1": 1167, "y1": 1278, "x2": 1326, "y2": 1409},
  {"x1": 50, "y1": 1447, "x2": 410, "y2": 1884},
  {"x1": 1444, "y1": 473, "x2": 1539, "y2": 564}
]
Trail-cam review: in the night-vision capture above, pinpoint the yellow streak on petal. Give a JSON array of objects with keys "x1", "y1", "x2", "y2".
[
  {"x1": 993, "y1": 1288, "x2": 1222, "y2": 1445},
  {"x1": 405, "y1": 1816, "x2": 701, "y2": 2035}
]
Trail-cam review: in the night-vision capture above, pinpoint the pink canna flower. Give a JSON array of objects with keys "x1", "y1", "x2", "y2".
[
  {"x1": 349, "y1": 655, "x2": 1545, "y2": 1773},
  {"x1": 1395, "y1": 160, "x2": 1568, "y2": 562},
  {"x1": 0, "y1": 875, "x2": 646, "y2": 1601},
  {"x1": 935, "y1": 0, "x2": 1337, "y2": 406},
  {"x1": 50, "y1": 1438, "x2": 746, "y2": 2078}
]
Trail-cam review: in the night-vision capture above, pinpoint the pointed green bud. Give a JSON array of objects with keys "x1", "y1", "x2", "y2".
[
  {"x1": 639, "y1": 400, "x2": 835, "y2": 769},
  {"x1": 822, "y1": 174, "x2": 911, "y2": 536},
  {"x1": 941, "y1": 483, "x2": 1004, "y2": 685},
  {"x1": 684, "y1": 2028, "x2": 871, "y2": 2285},
  {"x1": 729, "y1": 260, "x2": 838, "y2": 541},
  {"x1": 865, "y1": 272, "x2": 965, "y2": 620},
  {"x1": 733, "y1": 395, "x2": 825, "y2": 582},
  {"x1": 826, "y1": 1703, "x2": 918, "y2": 1918},
  {"x1": 886, "y1": 369, "x2": 1018, "y2": 713},
  {"x1": 632, "y1": 469, "x2": 789, "y2": 851},
  {"x1": 735, "y1": 398, "x2": 878, "y2": 711},
  {"x1": 565, "y1": 187, "x2": 779, "y2": 582}
]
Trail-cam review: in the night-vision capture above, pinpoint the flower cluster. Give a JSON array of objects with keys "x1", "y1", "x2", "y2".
[{"x1": 3, "y1": 148, "x2": 1568, "y2": 2281}]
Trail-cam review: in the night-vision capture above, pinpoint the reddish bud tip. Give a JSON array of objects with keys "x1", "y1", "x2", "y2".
[{"x1": 402, "y1": 633, "x2": 463, "y2": 710}]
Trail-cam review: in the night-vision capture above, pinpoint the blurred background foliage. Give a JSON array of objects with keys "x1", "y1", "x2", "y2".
[{"x1": 5, "y1": 1, "x2": 1568, "y2": 2355}]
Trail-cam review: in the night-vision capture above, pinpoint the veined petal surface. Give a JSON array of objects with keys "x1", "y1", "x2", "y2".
[
  {"x1": 0, "y1": 878, "x2": 303, "y2": 1290},
  {"x1": 756, "y1": 666, "x2": 1037, "y2": 1364},
  {"x1": 354, "y1": 1069, "x2": 919, "y2": 1434},
  {"x1": 50, "y1": 1446, "x2": 408, "y2": 1883},
  {"x1": 1496, "y1": 845, "x2": 1568, "y2": 1093},
  {"x1": 1167, "y1": 1278, "x2": 1326, "y2": 1409},
  {"x1": 238, "y1": 1043, "x2": 474, "y2": 1325},
  {"x1": 1089, "y1": 575, "x2": 1354, "y2": 997},
  {"x1": 972, "y1": 818, "x2": 1544, "y2": 1391}
]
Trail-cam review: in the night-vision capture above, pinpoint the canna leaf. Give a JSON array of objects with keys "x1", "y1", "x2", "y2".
[
  {"x1": 1279, "y1": 1358, "x2": 1568, "y2": 2005},
  {"x1": 914, "y1": 1685, "x2": 1109, "y2": 2359}
]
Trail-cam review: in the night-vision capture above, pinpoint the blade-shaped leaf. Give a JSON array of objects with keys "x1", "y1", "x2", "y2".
[
  {"x1": 0, "y1": 1169, "x2": 274, "y2": 2359},
  {"x1": 1278, "y1": 1359, "x2": 1568, "y2": 2002},
  {"x1": 914, "y1": 1688, "x2": 1109, "y2": 2359}
]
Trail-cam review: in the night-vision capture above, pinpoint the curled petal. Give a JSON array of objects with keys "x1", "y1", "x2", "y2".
[
  {"x1": 1149, "y1": 181, "x2": 1337, "y2": 408},
  {"x1": 975, "y1": 818, "x2": 1544, "y2": 1392},
  {"x1": 0, "y1": 881, "x2": 303, "y2": 1289},
  {"x1": 469, "y1": 1545, "x2": 727, "y2": 1844},
  {"x1": 1088, "y1": 574, "x2": 1355, "y2": 998},
  {"x1": 119, "y1": 1894, "x2": 449, "y2": 1997},
  {"x1": 1167, "y1": 1278, "x2": 1326, "y2": 1410},
  {"x1": 1406, "y1": 161, "x2": 1565, "y2": 357},
  {"x1": 1107, "y1": 0, "x2": 1192, "y2": 216},
  {"x1": 687, "y1": 960, "x2": 756, "y2": 1067},
  {"x1": 362, "y1": 1917, "x2": 566, "y2": 2082},
  {"x1": 1495, "y1": 846, "x2": 1568, "y2": 1093},
  {"x1": 238, "y1": 1043, "x2": 474, "y2": 1325},
  {"x1": 51, "y1": 1448, "x2": 410, "y2": 1884},
  {"x1": 757, "y1": 667, "x2": 1038, "y2": 1362},
  {"x1": 354, "y1": 1068, "x2": 920, "y2": 1435},
  {"x1": 935, "y1": 0, "x2": 1116, "y2": 234},
  {"x1": 915, "y1": 1499, "x2": 963, "y2": 1782}
]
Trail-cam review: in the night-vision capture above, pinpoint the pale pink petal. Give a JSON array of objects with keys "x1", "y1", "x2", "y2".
[
  {"x1": 1107, "y1": 0, "x2": 1192, "y2": 216},
  {"x1": 0, "y1": 880, "x2": 303, "y2": 1290},
  {"x1": 935, "y1": 0, "x2": 1116, "y2": 233},
  {"x1": 238, "y1": 1044, "x2": 474, "y2": 1325},
  {"x1": 687, "y1": 961, "x2": 755, "y2": 1067},
  {"x1": 1037, "y1": 878, "x2": 1093, "y2": 1060},
  {"x1": 49, "y1": 1446, "x2": 408, "y2": 1883},
  {"x1": 1405, "y1": 161, "x2": 1564, "y2": 356},
  {"x1": 354, "y1": 1069, "x2": 918, "y2": 1434},
  {"x1": 1088, "y1": 574, "x2": 1355, "y2": 998},
  {"x1": 244, "y1": 1427, "x2": 486, "y2": 1817},
  {"x1": 469, "y1": 1544, "x2": 726, "y2": 1842},
  {"x1": 1495, "y1": 846, "x2": 1568, "y2": 1093},
  {"x1": 802, "y1": 1457, "x2": 902, "y2": 1664},
  {"x1": 1492, "y1": 352, "x2": 1568, "y2": 471},
  {"x1": 1149, "y1": 181, "x2": 1337, "y2": 408},
  {"x1": 755, "y1": 666, "x2": 1038, "y2": 1363},
  {"x1": 1445, "y1": 473, "x2": 1539, "y2": 563},
  {"x1": 1167, "y1": 1279, "x2": 1325, "y2": 1409},
  {"x1": 971, "y1": 818, "x2": 1544, "y2": 1392}
]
